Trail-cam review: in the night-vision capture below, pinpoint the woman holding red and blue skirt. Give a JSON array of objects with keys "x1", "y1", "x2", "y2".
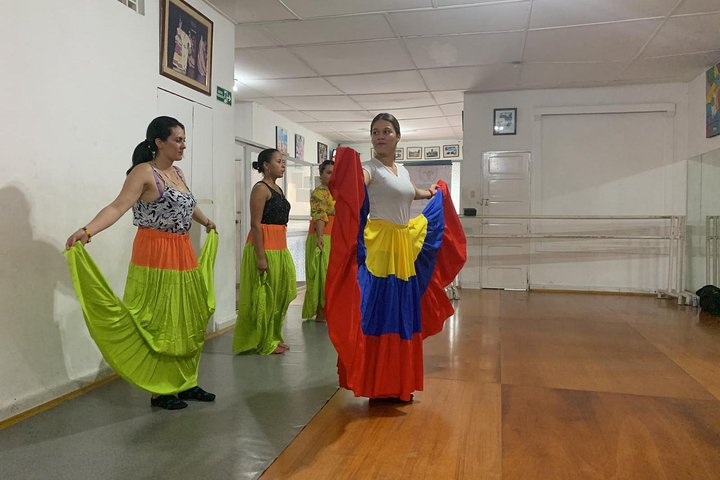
[
  {"x1": 65, "y1": 116, "x2": 218, "y2": 410},
  {"x1": 326, "y1": 114, "x2": 466, "y2": 402}
]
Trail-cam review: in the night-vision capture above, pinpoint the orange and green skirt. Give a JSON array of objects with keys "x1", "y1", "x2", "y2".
[
  {"x1": 65, "y1": 228, "x2": 218, "y2": 394},
  {"x1": 233, "y1": 224, "x2": 297, "y2": 355},
  {"x1": 302, "y1": 215, "x2": 334, "y2": 320}
]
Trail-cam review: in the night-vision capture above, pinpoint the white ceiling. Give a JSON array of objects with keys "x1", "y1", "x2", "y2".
[{"x1": 205, "y1": 0, "x2": 720, "y2": 142}]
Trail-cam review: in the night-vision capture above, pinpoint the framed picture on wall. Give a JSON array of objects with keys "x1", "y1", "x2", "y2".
[
  {"x1": 424, "y1": 146, "x2": 440, "y2": 159},
  {"x1": 443, "y1": 144, "x2": 459, "y2": 157},
  {"x1": 493, "y1": 108, "x2": 517, "y2": 135},
  {"x1": 160, "y1": 0, "x2": 213, "y2": 95},
  {"x1": 295, "y1": 134, "x2": 304, "y2": 160},
  {"x1": 707, "y1": 63, "x2": 720, "y2": 138},
  {"x1": 407, "y1": 147, "x2": 422, "y2": 159},
  {"x1": 317, "y1": 142, "x2": 328, "y2": 163},
  {"x1": 276, "y1": 126, "x2": 288, "y2": 154},
  {"x1": 395, "y1": 148, "x2": 404, "y2": 160}
]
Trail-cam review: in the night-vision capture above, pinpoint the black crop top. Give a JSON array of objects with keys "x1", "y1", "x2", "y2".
[{"x1": 258, "y1": 181, "x2": 291, "y2": 225}]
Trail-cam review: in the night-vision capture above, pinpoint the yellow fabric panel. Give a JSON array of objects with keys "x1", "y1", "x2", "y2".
[{"x1": 364, "y1": 216, "x2": 428, "y2": 281}]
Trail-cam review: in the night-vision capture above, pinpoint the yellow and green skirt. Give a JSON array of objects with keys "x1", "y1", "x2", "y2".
[
  {"x1": 65, "y1": 228, "x2": 218, "y2": 394},
  {"x1": 233, "y1": 224, "x2": 297, "y2": 354},
  {"x1": 301, "y1": 215, "x2": 334, "y2": 320}
]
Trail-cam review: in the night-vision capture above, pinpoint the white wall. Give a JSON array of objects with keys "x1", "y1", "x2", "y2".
[
  {"x1": 462, "y1": 83, "x2": 690, "y2": 292},
  {"x1": 0, "y1": 0, "x2": 235, "y2": 421}
]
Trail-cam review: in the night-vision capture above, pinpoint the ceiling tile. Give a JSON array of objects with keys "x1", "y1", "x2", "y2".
[
  {"x1": 321, "y1": 121, "x2": 370, "y2": 133},
  {"x1": 401, "y1": 126, "x2": 457, "y2": 140},
  {"x1": 303, "y1": 111, "x2": 373, "y2": 122},
  {"x1": 519, "y1": 62, "x2": 627, "y2": 87},
  {"x1": 675, "y1": 0, "x2": 720, "y2": 14},
  {"x1": 371, "y1": 106, "x2": 444, "y2": 119},
  {"x1": 401, "y1": 117, "x2": 451, "y2": 130},
  {"x1": 440, "y1": 102, "x2": 464, "y2": 116},
  {"x1": 351, "y1": 92, "x2": 437, "y2": 110},
  {"x1": 264, "y1": 15, "x2": 394, "y2": 45},
  {"x1": 209, "y1": 0, "x2": 296, "y2": 23},
  {"x1": 623, "y1": 51, "x2": 720, "y2": 81},
  {"x1": 252, "y1": 97, "x2": 296, "y2": 111},
  {"x1": 272, "y1": 96, "x2": 362, "y2": 110},
  {"x1": 279, "y1": 111, "x2": 318, "y2": 123},
  {"x1": 388, "y1": 3, "x2": 530, "y2": 36},
  {"x1": 327, "y1": 71, "x2": 427, "y2": 95},
  {"x1": 234, "y1": 48, "x2": 317, "y2": 79},
  {"x1": 281, "y1": 0, "x2": 433, "y2": 18},
  {"x1": 292, "y1": 40, "x2": 416, "y2": 75},
  {"x1": 420, "y1": 64, "x2": 521, "y2": 91},
  {"x1": 241, "y1": 78, "x2": 342, "y2": 96},
  {"x1": 435, "y1": 0, "x2": 511, "y2": 5},
  {"x1": 231, "y1": 81, "x2": 267, "y2": 99},
  {"x1": 405, "y1": 32, "x2": 524, "y2": 68},
  {"x1": 234, "y1": 25, "x2": 279, "y2": 48},
  {"x1": 446, "y1": 114, "x2": 463, "y2": 126},
  {"x1": 644, "y1": 13, "x2": 720, "y2": 57},
  {"x1": 529, "y1": 0, "x2": 676, "y2": 28},
  {"x1": 524, "y1": 20, "x2": 661, "y2": 62},
  {"x1": 432, "y1": 90, "x2": 465, "y2": 104}
]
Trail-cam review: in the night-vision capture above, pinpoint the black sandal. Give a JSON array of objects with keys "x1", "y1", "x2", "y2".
[
  {"x1": 178, "y1": 386, "x2": 216, "y2": 402},
  {"x1": 150, "y1": 395, "x2": 188, "y2": 410}
]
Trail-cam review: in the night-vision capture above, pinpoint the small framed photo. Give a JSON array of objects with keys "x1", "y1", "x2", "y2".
[
  {"x1": 160, "y1": 0, "x2": 213, "y2": 95},
  {"x1": 407, "y1": 147, "x2": 422, "y2": 159},
  {"x1": 294, "y1": 134, "x2": 304, "y2": 160},
  {"x1": 443, "y1": 144, "x2": 459, "y2": 158},
  {"x1": 317, "y1": 142, "x2": 328, "y2": 163},
  {"x1": 493, "y1": 108, "x2": 517, "y2": 135},
  {"x1": 395, "y1": 148, "x2": 404, "y2": 161},
  {"x1": 424, "y1": 146, "x2": 440, "y2": 159},
  {"x1": 276, "y1": 126, "x2": 288, "y2": 154}
]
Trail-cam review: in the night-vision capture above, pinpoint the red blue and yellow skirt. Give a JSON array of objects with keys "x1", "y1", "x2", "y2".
[
  {"x1": 302, "y1": 215, "x2": 334, "y2": 319},
  {"x1": 233, "y1": 224, "x2": 297, "y2": 354},
  {"x1": 65, "y1": 228, "x2": 218, "y2": 394},
  {"x1": 326, "y1": 147, "x2": 466, "y2": 400}
]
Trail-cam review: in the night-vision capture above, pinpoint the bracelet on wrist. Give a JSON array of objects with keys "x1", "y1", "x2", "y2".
[{"x1": 82, "y1": 227, "x2": 92, "y2": 243}]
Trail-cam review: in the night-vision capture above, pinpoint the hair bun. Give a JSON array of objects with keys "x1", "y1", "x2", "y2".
[{"x1": 251, "y1": 161, "x2": 259, "y2": 169}]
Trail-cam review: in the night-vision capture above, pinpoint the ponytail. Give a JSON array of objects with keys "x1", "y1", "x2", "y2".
[{"x1": 127, "y1": 116, "x2": 184, "y2": 175}]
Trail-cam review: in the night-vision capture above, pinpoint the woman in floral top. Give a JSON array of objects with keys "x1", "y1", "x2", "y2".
[{"x1": 302, "y1": 160, "x2": 335, "y2": 321}]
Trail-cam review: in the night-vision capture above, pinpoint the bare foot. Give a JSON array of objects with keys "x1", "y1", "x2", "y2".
[
  {"x1": 279, "y1": 342, "x2": 289, "y2": 349},
  {"x1": 272, "y1": 345, "x2": 286, "y2": 354}
]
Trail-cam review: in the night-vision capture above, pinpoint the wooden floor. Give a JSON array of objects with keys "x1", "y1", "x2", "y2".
[{"x1": 262, "y1": 289, "x2": 720, "y2": 479}]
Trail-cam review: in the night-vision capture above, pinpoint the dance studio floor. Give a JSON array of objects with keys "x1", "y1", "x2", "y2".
[{"x1": 2, "y1": 290, "x2": 720, "y2": 479}]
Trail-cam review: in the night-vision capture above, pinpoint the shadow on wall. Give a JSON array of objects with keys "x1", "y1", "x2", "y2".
[{"x1": 0, "y1": 185, "x2": 74, "y2": 418}]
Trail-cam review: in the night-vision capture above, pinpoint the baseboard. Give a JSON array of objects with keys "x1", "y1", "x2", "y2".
[
  {"x1": 529, "y1": 285, "x2": 657, "y2": 296},
  {"x1": 212, "y1": 313, "x2": 237, "y2": 332}
]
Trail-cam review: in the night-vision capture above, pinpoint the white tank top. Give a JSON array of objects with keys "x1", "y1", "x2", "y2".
[{"x1": 363, "y1": 158, "x2": 416, "y2": 225}]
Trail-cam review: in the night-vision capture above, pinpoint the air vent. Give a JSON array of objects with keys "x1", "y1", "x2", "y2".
[{"x1": 118, "y1": 0, "x2": 144, "y2": 15}]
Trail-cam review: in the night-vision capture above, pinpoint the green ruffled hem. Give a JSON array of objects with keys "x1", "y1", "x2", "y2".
[
  {"x1": 233, "y1": 245, "x2": 297, "y2": 355},
  {"x1": 301, "y1": 233, "x2": 330, "y2": 319},
  {"x1": 65, "y1": 231, "x2": 218, "y2": 394}
]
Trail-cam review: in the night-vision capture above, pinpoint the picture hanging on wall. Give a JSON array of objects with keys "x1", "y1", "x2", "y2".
[
  {"x1": 295, "y1": 134, "x2": 304, "y2": 160},
  {"x1": 424, "y1": 146, "x2": 440, "y2": 159},
  {"x1": 443, "y1": 144, "x2": 459, "y2": 157},
  {"x1": 407, "y1": 147, "x2": 422, "y2": 159},
  {"x1": 493, "y1": 108, "x2": 517, "y2": 135},
  {"x1": 395, "y1": 148, "x2": 404, "y2": 161},
  {"x1": 276, "y1": 126, "x2": 288, "y2": 154},
  {"x1": 317, "y1": 142, "x2": 328, "y2": 163},
  {"x1": 707, "y1": 63, "x2": 720, "y2": 138},
  {"x1": 160, "y1": 0, "x2": 213, "y2": 95}
]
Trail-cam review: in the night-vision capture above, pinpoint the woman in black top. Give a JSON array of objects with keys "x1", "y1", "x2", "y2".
[{"x1": 233, "y1": 149, "x2": 297, "y2": 355}]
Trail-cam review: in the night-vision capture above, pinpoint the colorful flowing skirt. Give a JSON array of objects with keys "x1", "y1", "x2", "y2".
[
  {"x1": 302, "y1": 215, "x2": 334, "y2": 320},
  {"x1": 233, "y1": 224, "x2": 297, "y2": 355},
  {"x1": 65, "y1": 228, "x2": 218, "y2": 394},
  {"x1": 326, "y1": 147, "x2": 466, "y2": 400}
]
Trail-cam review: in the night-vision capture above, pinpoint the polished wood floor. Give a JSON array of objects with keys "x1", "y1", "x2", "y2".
[{"x1": 262, "y1": 289, "x2": 720, "y2": 479}]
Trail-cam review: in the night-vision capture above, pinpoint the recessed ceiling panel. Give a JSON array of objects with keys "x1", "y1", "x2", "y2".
[
  {"x1": 293, "y1": 40, "x2": 416, "y2": 75},
  {"x1": 282, "y1": 0, "x2": 433, "y2": 18},
  {"x1": 524, "y1": 20, "x2": 661, "y2": 62},
  {"x1": 327, "y1": 71, "x2": 427, "y2": 95},
  {"x1": 529, "y1": 0, "x2": 676, "y2": 28},
  {"x1": 234, "y1": 48, "x2": 317, "y2": 79},
  {"x1": 264, "y1": 15, "x2": 394, "y2": 45},
  {"x1": 388, "y1": 3, "x2": 530, "y2": 36},
  {"x1": 405, "y1": 32, "x2": 524, "y2": 68}
]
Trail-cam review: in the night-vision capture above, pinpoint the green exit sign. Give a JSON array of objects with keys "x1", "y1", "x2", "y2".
[{"x1": 216, "y1": 86, "x2": 232, "y2": 105}]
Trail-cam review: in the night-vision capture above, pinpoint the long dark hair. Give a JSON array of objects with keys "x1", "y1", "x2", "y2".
[
  {"x1": 127, "y1": 116, "x2": 185, "y2": 175},
  {"x1": 319, "y1": 159, "x2": 334, "y2": 175},
  {"x1": 370, "y1": 112, "x2": 401, "y2": 137},
  {"x1": 252, "y1": 148, "x2": 280, "y2": 174}
]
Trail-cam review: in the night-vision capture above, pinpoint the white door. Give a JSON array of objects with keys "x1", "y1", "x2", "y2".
[{"x1": 480, "y1": 151, "x2": 531, "y2": 289}]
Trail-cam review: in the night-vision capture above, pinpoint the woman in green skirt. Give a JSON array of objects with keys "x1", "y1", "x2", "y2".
[
  {"x1": 233, "y1": 149, "x2": 296, "y2": 355},
  {"x1": 302, "y1": 160, "x2": 334, "y2": 321}
]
